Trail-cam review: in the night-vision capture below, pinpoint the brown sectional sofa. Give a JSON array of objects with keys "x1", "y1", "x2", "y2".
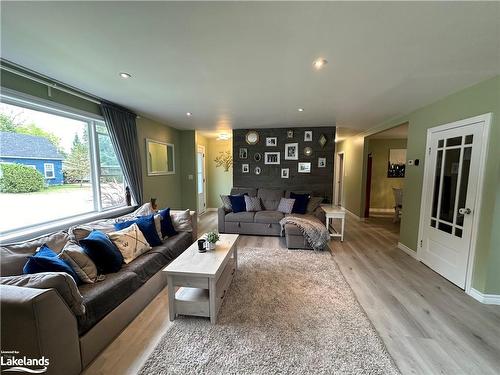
[
  {"x1": 218, "y1": 187, "x2": 325, "y2": 249},
  {"x1": 0, "y1": 210, "x2": 197, "y2": 375}
]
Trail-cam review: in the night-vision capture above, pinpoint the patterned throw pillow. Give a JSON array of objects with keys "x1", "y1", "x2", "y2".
[
  {"x1": 171, "y1": 209, "x2": 193, "y2": 232},
  {"x1": 220, "y1": 195, "x2": 232, "y2": 211},
  {"x1": 58, "y1": 241, "x2": 98, "y2": 283},
  {"x1": 245, "y1": 196, "x2": 262, "y2": 212},
  {"x1": 277, "y1": 198, "x2": 296, "y2": 214},
  {"x1": 107, "y1": 224, "x2": 152, "y2": 264}
]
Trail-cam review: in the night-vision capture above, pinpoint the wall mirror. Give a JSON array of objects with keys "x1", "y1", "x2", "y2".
[
  {"x1": 245, "y1": 130, "x2": 259, "y2": 145},
  {"x1": 146, "y1": 139, "x2": 175, "y2": 176}
]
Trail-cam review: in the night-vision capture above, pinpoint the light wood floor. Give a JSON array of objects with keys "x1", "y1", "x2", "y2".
[{"x1": 84, "y1": 211, "x2": 500, "y2": 375}]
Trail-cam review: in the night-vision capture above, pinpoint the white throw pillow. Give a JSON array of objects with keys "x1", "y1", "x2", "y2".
[
  {"x1": 171, "y1": 209, "x2": 192, "y2": 232},
  {"x1": 107, "y1": 224, "x2": 152, "y2": 264},
  {"x1": 154, "y1": 214, "x2": 162, "y2": 240}
]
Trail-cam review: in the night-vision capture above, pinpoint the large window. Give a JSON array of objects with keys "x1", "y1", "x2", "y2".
[{"x1": 0, "y1": 97, "x2": 126, "y2": 235}]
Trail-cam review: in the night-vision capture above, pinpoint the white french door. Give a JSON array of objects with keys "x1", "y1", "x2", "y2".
[
  {"x1": 197, "y1": 145, "x2": 206, "y2": 215},
  {"x1": 419, "y1": 114, "x2": 490, "y2": 289}
]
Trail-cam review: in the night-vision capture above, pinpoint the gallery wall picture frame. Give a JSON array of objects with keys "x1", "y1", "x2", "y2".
[
  {"x1": 298, "y1": 162, "x2": 311, "y2": 173},
  {"x1": 304, "y1": 131, "x2": 313, "y2": 142},
  {"x1": 266, "y1": 137, "x2": 278, "y2": 147},
  {"x1": 284, "y1": 143, "x2": 298, "y2": 160},
  {"x1": 264, "y1": 152, "x2": 280, "y2": 165},
  {"x1": 254, "y1": 166, "x2": 262, "y2": 175},
  {"x1": 287, "y1": 130, "x2": 294, "y2": 139},
  {"x1": 239, "y1": 147, "x2": 248, "y2": 159},
  {"x1": 254, "y1": 152, "x2": 262, "y2": 162},
  {"x1": 318, "y1": 157, "x2": 326, "y2": 168},
  {"x1": 303, "y1": 146, "x2": 313, "y2": 157},
  {"x1": 242, "y1": 163, "x2": 249, "y2": 173},
  {"x1": 281, "y1": 168, "x2": 289, "y2": 178},
  {"x1": 319, "y1": 134, "x2": 327, "y2": 148}
]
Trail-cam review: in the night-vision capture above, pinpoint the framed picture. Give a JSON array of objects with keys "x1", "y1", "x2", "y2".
[
  {"x1": 254, "y1": 166, "x2": 261, "y2": 175},
  {"x1": 239, "y1": 147, "x2": 248, "y2": 159},
  {"x1": 242, "y1": 163, "x2": 249, "y2": 173},
  {"x1": 245, "y1": 130, "x2": 259, "y2": 145},
  {"x1": 284, "y1": 143, "x2": 298, "y2": 160},
  {"x1": 318, "y1": 157, "x2": 326, "y2": 168},
  {"x1": 266, "y1": 137, "x2": 277, "y2": 147},
  {"x1": 254, "y1": 152, "x2": 262, "y2": 162},
  {"x1": 304, "y1": 131, "x2": 313, "y2": 142},
  {"x1": 387, "y1": 149, "x2": 406, "y2": 178},
  {"x1": 264, "y1": 152, "x2": 280, "y2": 165},
  {"x1": 298, "y1": 162, "x2": 311, "y2": 173},
  {"x1": 287, "y1": 130, "x2": 294, "y2": 139},
  {"x1": 281, "y1": 168, "x2": 289, "y2": 178}
]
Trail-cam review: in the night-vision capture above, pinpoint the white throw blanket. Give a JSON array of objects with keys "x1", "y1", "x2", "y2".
[{"x1": 280, "y1": 215, "x2": 330, "y2": 251}]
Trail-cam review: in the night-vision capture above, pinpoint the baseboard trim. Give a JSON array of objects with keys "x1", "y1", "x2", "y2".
[
  {"x1": 342, "y1": 207, "x2": 365, "y2": 221},
  {"x1": 206, "y1": 208, "x2": 218, "y2": 212},
  {"x1": 467, "y1": 288, "x2": 500, "y2": 305},
  {"x1": 397, "y1": 242, "x2": 417, "y2": 259},
  {"x1": 369, "y1": 208, "x2": 394, "y2": 213}
]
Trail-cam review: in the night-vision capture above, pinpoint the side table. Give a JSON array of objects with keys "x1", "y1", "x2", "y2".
[{"x1": 321, "y1": 205, "x2": 346, "y2": 242}]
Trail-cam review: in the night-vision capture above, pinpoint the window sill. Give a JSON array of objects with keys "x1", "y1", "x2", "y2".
[{"x1": 0, "y1": 205, "x2": 136, "y2": 245}]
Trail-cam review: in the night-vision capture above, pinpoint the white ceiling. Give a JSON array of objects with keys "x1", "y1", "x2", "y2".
[{"x1": 1, "y1": 2, "x2": 499, "y2": 132}]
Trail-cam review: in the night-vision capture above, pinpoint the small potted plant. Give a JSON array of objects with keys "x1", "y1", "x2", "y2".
[{"x1": 205, "y1": 231, "x2": 220, "y2": 250}]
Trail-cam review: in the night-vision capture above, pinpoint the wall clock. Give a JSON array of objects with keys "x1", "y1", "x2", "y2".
[{"x1": 245, "y1": 130, "x2": 259, "y2": 145}]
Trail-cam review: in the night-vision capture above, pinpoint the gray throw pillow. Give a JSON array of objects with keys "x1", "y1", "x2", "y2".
[
  {"x1": 220, "y1": 195, "x2": 232, "y2": 211},
  {"x1": 0, "y1": 272, "x2": 86, "y2": 316},
  {"x1": 171, "y1": 209, "x2": 193, "y2": 232},
  {"x1": 58, "y1": 241, "x2": 98, "y2": 283},
  {"x1": 307, "y1": 197, "x2": 324, "y2": 213},
  {"x1": 277, "y1": 198, "x2": 296, "y2": 214},
  {"x1": 245, "y1": 196, "x2": 262, "y2": 212}
]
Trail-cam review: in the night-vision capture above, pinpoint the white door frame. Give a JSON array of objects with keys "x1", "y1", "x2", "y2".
[
  {"x1": 197, "y1": 145, "x2": 207, "y2": 215},
  {"x1": 417, "y1": 113, "x2": 491, "y2": 294},
  {"x1": 334, "y1": 151, "x2": 345, "y2": 206}
]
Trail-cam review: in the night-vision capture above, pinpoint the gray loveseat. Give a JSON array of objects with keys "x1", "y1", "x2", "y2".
[
  {"x1": 0, "y1": 210, "x2": 197, "y2": 375},
  {"x1": 218, "y1": 188, "x2": 325, "y2": 249}
]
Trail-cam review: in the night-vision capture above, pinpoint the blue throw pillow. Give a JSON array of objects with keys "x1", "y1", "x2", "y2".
[
  {"x1": 290, "y1": 192, "x2": 310, "y2": 214},
  {"x1": 229, "y1": 195, "x2": 246, "y2": 213},
  {"x1": 80, "y1": 230, "x2": 124, "y2": 274},
  {"x1": 23, "y1": 244, "x2": 81, "y2": 284},
  {"x1": 159, "y1": 208, "x2": 177, "y2": 238},
  {"x1": 114, "y1": 215, "x2": 163, "y2": 247}
]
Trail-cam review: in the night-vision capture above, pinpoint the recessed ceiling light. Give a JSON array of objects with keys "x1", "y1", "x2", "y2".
[
  {"x1": 119, "y1": 72, "x2": 131, "y2": 79},
  {"x1": 297, "y1": 108, "x2": 304, "y2": 112},
  {"x1": 312, "y1": 58, "x2": 328, "y2": 70},
  {"x1": 186, "y1": 112, "x2": 193, "y2": 117},
  {"x1": 217, "y1": 133, "x2": 230, "y2": 140}
]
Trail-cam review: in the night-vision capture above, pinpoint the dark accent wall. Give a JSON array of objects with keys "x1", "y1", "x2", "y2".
[{"x1": 233, "y1": 127, "x2": 335, "y2": 202}]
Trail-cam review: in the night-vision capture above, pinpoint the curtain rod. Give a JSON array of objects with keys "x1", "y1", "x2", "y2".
[{"x1": 0, "y1": 59, "x2": 102, "y2": 105}]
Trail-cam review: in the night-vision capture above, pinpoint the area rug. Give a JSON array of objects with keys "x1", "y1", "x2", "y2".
[{"x1": 139, "y1": 247, "x2": 400, "y2": 374}]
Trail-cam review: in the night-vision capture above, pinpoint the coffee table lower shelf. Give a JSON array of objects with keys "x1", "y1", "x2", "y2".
[{"x1": 175, "y1": 287, "x2": 210, "y2": 317}]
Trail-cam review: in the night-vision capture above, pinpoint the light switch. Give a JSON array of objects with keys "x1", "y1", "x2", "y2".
[{"x1": 188, "y1": 174, "x2": 194, "y2": 180}]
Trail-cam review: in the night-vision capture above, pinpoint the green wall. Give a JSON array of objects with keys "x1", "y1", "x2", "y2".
[
  {"x1": 340, "y1": 75, "x2": 500, "y2": 294},
  {"x1": 180, "y1": 130, "x2": 197, "y2": 210},
  {"x1": 367, "y1": 138, "x2": 407, "y2": 210},
  {"x1": 136, "y1": 117, "x2": 182, "y2": 208}
]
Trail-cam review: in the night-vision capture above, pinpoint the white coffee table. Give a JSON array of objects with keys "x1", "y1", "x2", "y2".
[
  {"x1": 163, "y1": 233, "x2": 239, "y2": 324},
  {"x1": 321, "y1": 205, "x2": 346, "y2": 242}
]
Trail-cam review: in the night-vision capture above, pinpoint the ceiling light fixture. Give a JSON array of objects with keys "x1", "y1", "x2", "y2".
[
  {"x1": 119, "y1": 72, "x2": 131, "y2": 79},
  {"x1": 217, "y1": 133, "x2": 230, "y2": 140},
  {"x1": 312, "y1": 58, "x2": 328, "y2": 70},
  {"x1": 297, "y1": 108, "x2": 304, "y2": 112},
  {"x1": 186, "y1": 112, "x2": 193, "y2": 117}
]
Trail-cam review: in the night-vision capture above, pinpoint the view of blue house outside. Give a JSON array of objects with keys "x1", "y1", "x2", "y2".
[{"x1": 0, "y1": 101, "x2": 125, "y2": 234}]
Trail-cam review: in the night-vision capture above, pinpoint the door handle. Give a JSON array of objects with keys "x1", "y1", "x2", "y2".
[{"x1": 459, "y1": 208, "x2": 472, "y2": 215}]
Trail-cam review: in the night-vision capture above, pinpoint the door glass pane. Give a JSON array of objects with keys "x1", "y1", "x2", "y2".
[
  {"x1": 438, "y1": 222, "x2": 453, "y2": 234},
  {"x1": 455, "y1": 228, "x2": 463, "y2": 238},
  {"x1": 197, "y1": 153, "x2": 203, "y2": 194},
  {"x1": 464, "y1": 135, "x2": 473, "y2": 144},
  {"x1": 438, "y1": 139, "x2": 444, "y2": 148},
  {"x1": 446, "y1": 136, "x2": 462, "y2": 146},
  {"x1": 456, "y1": 147, "x2": 472, "y2": 227},
  {"x1": 431, "y1": 219, "x2": 436, "y2": 227},
  {"x1": 431, "y1": 150, "x2": 443, "y2": 218},
  {"x1": 439, "y1": 148, "x2": 461, "y2": 223}
]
